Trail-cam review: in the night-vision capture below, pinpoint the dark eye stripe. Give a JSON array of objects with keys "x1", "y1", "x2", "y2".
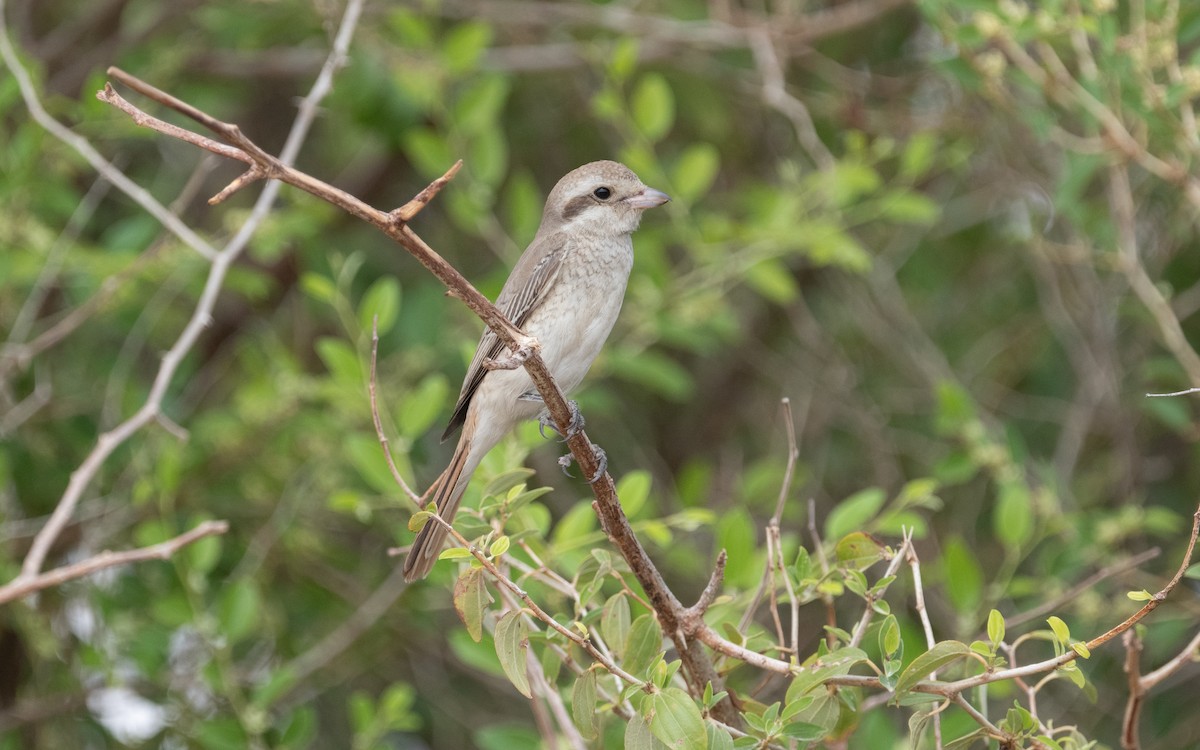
[{"x1": 561, "y1": 194, "x2": 593, "y2": 222}]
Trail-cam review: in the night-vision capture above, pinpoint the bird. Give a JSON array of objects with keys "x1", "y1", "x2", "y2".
[{"x1": 403, "y1": 161, "x2": 670, "y2": 581}]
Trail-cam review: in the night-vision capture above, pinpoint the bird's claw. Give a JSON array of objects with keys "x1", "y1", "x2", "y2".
[
  {"x1": 537, "y1": 400, "x2": 585, "y2": 442},
  {"x1": 558, "y1": 444, "x2": 608, "y2": 484}
]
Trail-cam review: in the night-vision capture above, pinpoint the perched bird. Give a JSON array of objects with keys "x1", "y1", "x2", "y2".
[{"x1": 403, "y1": 161, "x2": 670, "y2": 581}]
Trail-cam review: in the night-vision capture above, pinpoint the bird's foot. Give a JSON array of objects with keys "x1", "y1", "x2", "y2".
[
  {"x1": 558, "y1": 443, "x2": 607, "y2": 484},
  {"x1": 520, "y1": 393, "x2": 584, "y2": 441}
]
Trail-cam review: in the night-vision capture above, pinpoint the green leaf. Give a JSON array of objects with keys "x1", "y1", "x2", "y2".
[
  {"x1": 834, "y1": 531, "x2": 886, "y2": 570},
  {"x1": 315, "y1": 337, "x2": 362, "y2": 385},
  {"x1": 715, "y1": 507, "x2": 758, "y2": 585},
  {"x1": 572, "y1": 669, "x2": 600, "y2": 739},
  {"x1": 744, "y1": 258, "x2": 799, "y2": 304},
  {"x1": 1047, "y1": 616, "x2": 1071, "y2": 646},
  {"x1": 608, "y1": 38, "x2": 640, "y2": 82},
  {"x1": 900, "y1": 132, "x2": 938, "y2": 181},
  {"x1": 672, "y1": 143, "x2": 720, "y2": 203},
  {"x1": 408, "y1": 509, "x2": 433, "y2": 532},
  {"x1": 489, "y1": 535, "x2": 510, "y2": 558},
  {"x1": 453, "y1": 75, "x2": 510, "y2": 135},
  {"x1": 358, "y1": 277, "x2": 401, "y2": 336},
  {"x1": 880, "y1": 614, "x2": 901, "y2": 658},
  {"x1": 647, "y1": 687, "x2": 707, "y2": 750},
  {"x1": 608, "y1": 347, "x2": 694, "y2": 401},
  {"x1": 942, "y1": 536, "x2": 983, "y2": 614},
  {"x1": 878, "y1": 191, "x2": 939, "y2": 225},
  {"x1": 987, "y1": 609, "x2": 1006, "y2": 647},
  {"x1": 994, "y1": 478, "x2": 1034, "y2": 552},
  {"x1": 453, "y1": 567, "x2": 488, "y2": 642},
  {"x1": 188, "y1": 532, "x2": 222, "y2": 574},
  {"x1": 825, "y1": 487, "x2": 886, "y2": 540},
  {"x1": 402, "y1": 127, "x2": 456, "y2": 179},
  {"x1": 218, "y1": 580, "x2": 260, "y2": 645},
  {"x1": 706, "y1": 721, "x2": 734, "y2": 750},
  {"x1": 894, "y1": 641, "x2": 972, "y2": 695},
  {"x1": 781, "y1": 721, "x2": 826, "y2": 741},
  {"x1": 632, "y1": 73, "x2": 675, "y2": 142},
  {"x1": 1126, "y1": 589, "x2": 1154, "y2": 601},
  {"x1": 442, "y1": 21, "x2": 492, "y2": 73},
  {"x1": 624, "y1": 613, "x2": 665, "y2": 677},
  {"x1": 626, "y1": 713, "x2": 668, "y2": 750},
  {"x1": 397, "y1": 374, "x2": 450, "y2": 437},
  {"x1": 1071, "y1": 641, "x2": 1091, "y2": 659},
  {"x1": 934, "y1": 382, "x2": 977, "y2": 435},
  {"x1": 494, "y1": 610, "x2": 531, "y2": 698},
  {"x1": 602, "y1": 593, "x2": 632, "y2": 659},
  {"x1": 617, "y1": 470, "x2": 653, "y2": 519},
  {"x1": 785, "y1": 647, "x2": 870, "y2": 703}
]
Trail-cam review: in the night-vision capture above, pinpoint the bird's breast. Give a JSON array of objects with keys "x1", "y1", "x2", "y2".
[{"x1": 524, "y1": 235, "x2": 634, "y2": 394}]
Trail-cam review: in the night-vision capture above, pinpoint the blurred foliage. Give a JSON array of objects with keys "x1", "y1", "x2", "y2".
[{"x1": 3, "y1": 0, "x2": 1200, "y2": 748}]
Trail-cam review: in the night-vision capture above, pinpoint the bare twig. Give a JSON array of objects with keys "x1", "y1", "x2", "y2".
[
  {"x1": 806, "y1": 497, "x2": 837, "y2": 647},
  {"x1": 906, "y1": 533, "x2": 943, "y2": 749},
  {"x1": 1146, "y1": 388, "x2": 1200, "y2": 397},
  {"x1": 369, "y1": 318, "x2": 422, "y2": 507},
  {"x1": 1108, "y1": 164, "x2": 1200, "y2": 385},
  {"x1": 1005, "y1": 547, "x2": 1160, "y2": 629},
  {"x1": 0, "y1": 520, "x2": 229, "y2": 604}
]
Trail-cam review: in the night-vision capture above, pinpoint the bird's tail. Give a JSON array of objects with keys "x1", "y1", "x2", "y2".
[{"x1": 403, "y1": 432, "x2": 475, "y2": 581}]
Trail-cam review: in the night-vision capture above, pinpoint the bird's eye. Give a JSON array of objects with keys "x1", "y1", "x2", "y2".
[{"x1": 593, "y1": 186, "x2": 612, "y2": 200}]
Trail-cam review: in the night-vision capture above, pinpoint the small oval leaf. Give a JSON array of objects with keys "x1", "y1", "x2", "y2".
[{"x1": 494, "y1": 610, "x2": 532, "y2": 698}]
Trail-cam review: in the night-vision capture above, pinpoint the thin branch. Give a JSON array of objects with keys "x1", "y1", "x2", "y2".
[
  {"x1": 1108, "y1": 163, "x2": 1200, "y2": 385},
  {"x1": 749, "y1": 28, "x2": 834, "y2": 171},
  {"x1": 1146, "y1": 388, "x2": 1200, "y2": 397},
  {"x1": 684, "y1": 550, "x2": 727, "y2": 619},
  {"x1": 1005, "y1": 547, "x2": 1160, "y2": 629},
  {"x1": 1121, "y1": 629, "x2": 1145, "y2": 750},
  {"x1": 807, "y1": 497, "x2": 837, "y2": 647},
  {"x1": 369, "y1": 318, "x2": 422, "y2": 507},
  {"x1": 847, "y1": 534, "x2": 909, "y2": 649},
  {"x1": 906, "y1": 532, "x2": 943, "y2": 749},
  {"x1": 1140, "y1": 627, "x2": 1200, "y2": 691},
  {"x1": 0, "y1": 520, "x2": 229, "y2": 604},
  {"x1": 739, "y1": 398, "x2": 803, "y2": 635}
]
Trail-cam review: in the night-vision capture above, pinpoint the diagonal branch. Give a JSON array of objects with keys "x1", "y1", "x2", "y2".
[{"x1": 0, "y1": 520, "x2": 229, "y2": 604}]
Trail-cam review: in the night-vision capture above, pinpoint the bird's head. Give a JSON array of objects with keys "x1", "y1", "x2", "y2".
[{"x1": 540, "y1": 160, "x2": 670, "y2": 237}]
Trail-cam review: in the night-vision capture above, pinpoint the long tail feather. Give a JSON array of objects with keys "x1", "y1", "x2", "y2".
[{"x1": 403, "y1": 432, "x2": 474, "y2": 581}]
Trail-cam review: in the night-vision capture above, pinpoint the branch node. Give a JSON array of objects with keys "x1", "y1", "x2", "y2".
[
  {"x1": 686, "y1": 550, "x2": 727, "y2": 620},
  {"x1": 210, "y1": 166, "x2": 266, "y2": 205},
  {"x1": 391, "y1": 160, "x2": 464, "y2": 223}
]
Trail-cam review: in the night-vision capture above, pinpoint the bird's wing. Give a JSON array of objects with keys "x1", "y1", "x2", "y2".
[{"x1": 440, "y1": 231, "x2": 570, "y2": 441}]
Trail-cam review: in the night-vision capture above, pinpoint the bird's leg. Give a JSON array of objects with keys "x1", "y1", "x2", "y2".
[
  {"x1": 518, "y1": 392, "x2": 585, "y2": 441},
  {"x1": 557, "y1": 443, "x2": 608, "y2": 484}
]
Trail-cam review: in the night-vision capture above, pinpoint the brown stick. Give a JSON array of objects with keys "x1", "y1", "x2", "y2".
[{"x1": 0, "y1": 520, "x2": 229, "y2": 604}]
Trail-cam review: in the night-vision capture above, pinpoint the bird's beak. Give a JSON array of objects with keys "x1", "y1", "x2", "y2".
[{"x1": 625, "y1": 188, "x2": 671, "y2": 209}]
